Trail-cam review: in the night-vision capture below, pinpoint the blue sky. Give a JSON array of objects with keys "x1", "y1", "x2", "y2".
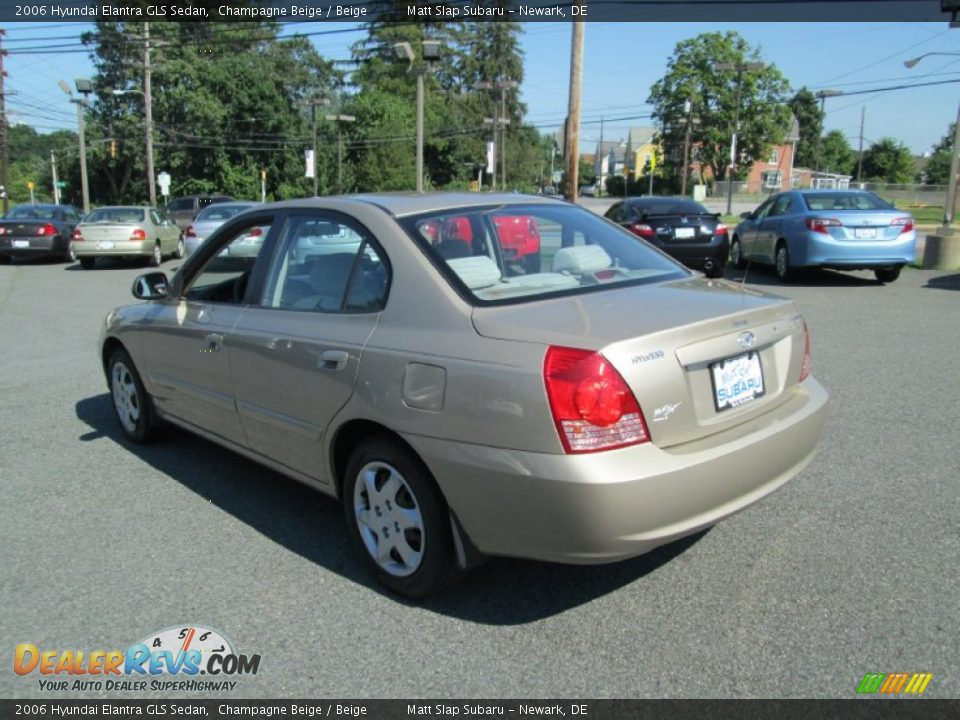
[{"x1": 5, "y1": 21, "x2": 960, "y2": 157}]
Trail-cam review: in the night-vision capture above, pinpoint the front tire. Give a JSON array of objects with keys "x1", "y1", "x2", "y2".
[
  {"x1": 775, "y1": 242, "x2": 793, "y2": 283},
  {"x1": 874, "y1": 266, "x2": 902, "y2": 283},
  {"x1": 730, "y1": 237, "x2": 746, "y2": 270},
  {"x1": 704, "y1": 262, "x2": 725, "y2": 279},
  {"x1": 343, "y1": 436, "x2": 455, "y2": 598},
  {"x1": 108, "y1": 347, "x2": 163, "y2": 444}
]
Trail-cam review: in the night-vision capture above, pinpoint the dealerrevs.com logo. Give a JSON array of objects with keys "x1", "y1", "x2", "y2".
[{"x1": 14, "y1": 625, "x2": 261, "y2": 692}]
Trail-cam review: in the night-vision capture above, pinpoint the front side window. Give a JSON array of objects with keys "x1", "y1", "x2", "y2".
[
  {"x1": 183, "y1": 218, "x2": 273, "y2": 303},
  {"x1": 401, "y1": 204, "x2": 688, "y2": 305},
  {"x1": 259, "y1": 215, "x2": 388, "y2": 313}
]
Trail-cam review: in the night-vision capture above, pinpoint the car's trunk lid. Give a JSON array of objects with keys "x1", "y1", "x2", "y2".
[
  {"x1": 471, "y1": 277, "x2": 808, "y2": 448},
  {"x1": 78, "y1": 224, "x2": 142, "y2": 243}
]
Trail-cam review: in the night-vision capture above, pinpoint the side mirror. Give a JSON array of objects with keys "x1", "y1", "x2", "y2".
[
  {"x1": 132, "y1": 272, "x2": 169, "y2": 300},
  {"x1": 740, "y1": 211, "x2": 752, "y2": 220}
]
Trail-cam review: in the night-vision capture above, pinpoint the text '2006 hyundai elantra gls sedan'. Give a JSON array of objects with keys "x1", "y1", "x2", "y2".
[{"x1": 100, "y1": 193, "x2": 828, "y2": 597}]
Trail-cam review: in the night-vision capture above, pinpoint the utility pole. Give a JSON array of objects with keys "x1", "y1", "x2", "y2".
[
  {"x1": 715, "y1": 61, "x2": 765, "y2": 216},
  {"x1": 0, "y1": 28, "x2": 9, "y2": 215},
  {"x1": 143, "y1": 22, "x2": 156, "y2": 208},
  {"x1": 497, "y1": 80, "x2": 517, "y2": 189},
  {"x1": 814, "y1": 89, "x2": 842, "y2": 176},
  {"x1": 681, "y1": 98, "x2": 693, "y2": 197},
  {"x1": 564, "y1": 20, "x2": 585, "y2": 202},
  {"x1": 856, "y1": 106, "x2": 865, "y2": 186},
  {"x1": 74, "y1": 98, "x2": 89, "y2": 213},
  {"x1": 50, "y1": 150, "x2": 60, "y2": 205},
  {"x1": 598, "y1": 116, "x2": 604, "y2": 198}
]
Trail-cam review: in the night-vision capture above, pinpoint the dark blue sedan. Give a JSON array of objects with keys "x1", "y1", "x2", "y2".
[{"x1": 731, "y1": 190, "x2": 916, "y2": 283}]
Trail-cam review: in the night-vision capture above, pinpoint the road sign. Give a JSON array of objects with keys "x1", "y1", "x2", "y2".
[
  {"x1": 56, "y1": 181, "x2": 67, "y2": 189},
  {"x1": 157, "y1": 172, "x2": 171, "y2": 197}
]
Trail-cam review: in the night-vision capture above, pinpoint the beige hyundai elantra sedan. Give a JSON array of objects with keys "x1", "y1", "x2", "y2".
[{"x1": 100, "y1": 193, "x2": 828, "y2": 597}]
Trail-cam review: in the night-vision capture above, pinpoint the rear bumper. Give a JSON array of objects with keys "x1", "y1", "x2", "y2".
[
  {"x1": 791, "y1": 231, "x2": 915, "y2": 268},
  {"x1": 404, "y1": 378, "x2": 828, "y2": 564},
  {"x1": 184, "y1": 237, "x2": 206, "y2": 256},
  {"x1": 0, "y1": 236, "x2": 70, "y2": 258},
  {"x1": 74, "y1": 241, "x2": 152, "y2": 257},
  {"x1": 650, "y1": 237, "x2": 729, "y2": 269}
]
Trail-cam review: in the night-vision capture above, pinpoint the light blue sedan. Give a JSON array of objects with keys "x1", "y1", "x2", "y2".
[{"x1": 731, "y1": 190, "x2": 916, "y2": 283}]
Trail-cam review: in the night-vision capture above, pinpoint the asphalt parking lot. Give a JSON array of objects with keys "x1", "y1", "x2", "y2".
[{"x1": 1, "y1": 253, "x2": 957, "y2": 699}]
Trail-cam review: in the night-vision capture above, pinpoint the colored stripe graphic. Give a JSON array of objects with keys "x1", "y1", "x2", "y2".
[{"x1": 857, "y1": 672, "x2": 933, "y2": 695}]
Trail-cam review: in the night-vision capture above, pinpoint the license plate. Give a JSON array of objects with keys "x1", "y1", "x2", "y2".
[
  {"x1": 12, "y1": 240, "x2": 29, "y2": 248},
  {"x1": 854, "y1": 228, "x2": 877, "y2": 239},
  {"x1": 98, "y1": 241, "x2": 115, "y2": 250},
  {"x1": 674, "y1": 227, "x2": 696, "y2": 239},
  {"x1": 711, "y1": 352, "x2": 765, "y2": 411}
]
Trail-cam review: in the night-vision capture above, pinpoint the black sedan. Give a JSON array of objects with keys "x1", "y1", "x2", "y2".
[
  {"x1": 604, "y1": 197, "x2": 729, "y2": 278},
  {"x1": 0, "y1": 204, "x2": 84, "y2": 263}
]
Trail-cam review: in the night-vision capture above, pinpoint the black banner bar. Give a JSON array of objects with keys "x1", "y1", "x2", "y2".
[
  {"x1": 2, "y1": 700, "x2": 959, "y2": 720},
  {"x1": 0, "y1": 0, "x2": 950, "y2": 23}
]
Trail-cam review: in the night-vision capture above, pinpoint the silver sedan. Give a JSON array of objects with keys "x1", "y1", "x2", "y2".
[{"x1": 100, "y1": 194, "x2": 828, "y2": 598}]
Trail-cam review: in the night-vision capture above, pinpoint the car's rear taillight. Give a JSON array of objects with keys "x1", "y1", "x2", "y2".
[
  {"x1": 0, "y1": 228, "x2": 10, "y2": 235},
  {"x1": 185, "y1": 225, "x2": 196, "y2": 238},
  {"x1": 804, "y1": 217, "x2": 841, "y2": 234},
  {"x1": 629, "y1": 223, "x2": 655, "y2": 239},
  {"x1": 129, "y1": 229, "x2": 147, "y2": 242},
  {"x1": 247, "y1": 227, "x2": 264, "y2": 237},
  {"x1": 891, "y1": 216, "x2": 914, "y2": 234},
  {"x1": 36, "y1": 224, "x2": 57, "y2": 236},
  {"x1": 715, "y1": 223, "x2": 728, "y2": 236},
  {"x1": 544, "y1": 346, "x2": 650, "y2": 454},
  {"x1": 71, "y1": 228, "x2": 84, "y2": 241},
  {"x1": 799, "y1": 321, "x2": 811, "y2": 382}
]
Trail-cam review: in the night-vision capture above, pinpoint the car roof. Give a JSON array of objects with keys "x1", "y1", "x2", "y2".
[
  {"x1": 339, "y1": 192, "x2": 568, "y2": 217},
  {"x1": 797, "y1": 189, "x2": 872, "y2": 195}
]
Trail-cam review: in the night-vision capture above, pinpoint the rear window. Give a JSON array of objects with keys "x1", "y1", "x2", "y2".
[
  {"x1": 5, "y1": 206, "x2": 57, "y2": 220},
  {"x1": 802, "y1": 192, "x2": 892, "y2": 211},
  {"x1": 196, "y1": 204, "x2": 252, "y2": 222},
  {"x1": 630, "y1": 199, "x2": 711, "y2": 216},
  {"x1": 401, "y1": 204, "x2": 688, "y2": 305},
  {"x1": 85, "y1": 208, "x2": 145, "y2": 224}
]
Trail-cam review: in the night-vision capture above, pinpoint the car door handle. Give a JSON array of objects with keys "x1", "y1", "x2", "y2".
[
  {"x1": 319, "y1": 350, "x2": 349, "y2": 371},
  {"x1": 203, "y1": 333, "x2": 223, "y2": 352}
]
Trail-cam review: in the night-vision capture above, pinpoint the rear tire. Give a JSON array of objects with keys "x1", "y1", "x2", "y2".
[
  {"x1": 173, "y1": 236, "x2": 185, "y2": 259},
  {"x1": 79, "y1": 257, "x2": 96, "y2": 270},
  {"x1": 522, "y1": 255, "x2": 541, "y2": 274},
  {"x1": 343, "y1": 436, "x2": 456, "y2": 599},
  {"x1": 730, "y1": 237, "x2": 746, "y2": 270},
  {"x1": 108, "y1": 347, "x2": 163, "y2": 444},
  {"x1": 65, "y1": 243, "x2": 77, "y2": 263},
  {"x1": 874, "y1": 266, "x2": 902, "y2": 284},
  {"x1": 148, "y1": 242, "x2": 162, "y2": 267},
  {"x1": 775, "y1": 242, "x2": 793, "y2": 283},
  {"x1": 0, "y1": 255, "x2": 10, "y2": 265}
]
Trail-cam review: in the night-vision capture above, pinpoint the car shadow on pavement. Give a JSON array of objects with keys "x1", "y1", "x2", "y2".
[
  {"x1": 725, "y1": 266, "x2": 881, "y2": 287},
  {"x1": 75, "y1": 393, "x2": 707, "y2": 623},
  {"x1": 924, "y1": 272, "x2": 960, "y2": 291}
]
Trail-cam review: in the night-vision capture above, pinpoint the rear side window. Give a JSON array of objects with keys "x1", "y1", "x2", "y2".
[
  {"x1": 167, "y1": 198, "x2": 192, "y2": 212},
  {"x1": 259, "y1": 215, "x2": 389, "y2": 313},
  {"x1": 402, "y1": 203, "x2": 688, "y2": 305}
]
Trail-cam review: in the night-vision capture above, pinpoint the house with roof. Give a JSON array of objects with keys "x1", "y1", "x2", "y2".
[
  {"x1": 594, "y1": 140, "x2": 627, "y2": 191},
  {"x1": 625, "y1": 126, "x2": 659, "y2": 181}
]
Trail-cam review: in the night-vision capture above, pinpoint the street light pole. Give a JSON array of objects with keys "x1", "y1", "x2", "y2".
[
  {"x1": 143, "y1": 22, "x2": 156, "y2": 208},
  {"x1": 59, "y1": 78, "x2": 93, "y2": 213},
  {"x1": 905, "y1": 52, "x2": 960, "y2": 230},
  {"x1": 325, "y1": 114, "x2": 356, "y2": 194},
  {"x1": 681, "y1": 98, "x2": 693, "y2": 197},
  {"x1": 814, "y1": 89, "x2": 842, "y2": 176},
  {"x1": 394, "y1": 40, "x2": 442, "y2": 193}
]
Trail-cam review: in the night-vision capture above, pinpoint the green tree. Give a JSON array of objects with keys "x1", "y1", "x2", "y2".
[
  {"x1": 818, "y1": 130, "x2": 856, "y2": 176},
  {"x1": 82, "y1": 21, "x2": 340, "y2": 204},
  {"x1": 788, "y1": 87, "x2": 824, "y2": 170},
  {"x1": 924, "y1": 123, "x2": 955, "y2": 185},
  {"x1": 860, "y1": 138, "x2": 916, "y2": 183},
  {"x1": 648, "y1": 31, "x2": 792, "y2": 185}
]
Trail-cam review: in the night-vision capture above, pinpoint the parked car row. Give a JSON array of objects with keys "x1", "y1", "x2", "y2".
[{"x1": 0, "y1": 194, "x2": 244, "y2": 267}]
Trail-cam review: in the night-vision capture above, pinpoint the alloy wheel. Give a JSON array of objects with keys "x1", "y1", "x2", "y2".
[{"x1": 111, "y1": 361, "x2": 141, "y2": 435}]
